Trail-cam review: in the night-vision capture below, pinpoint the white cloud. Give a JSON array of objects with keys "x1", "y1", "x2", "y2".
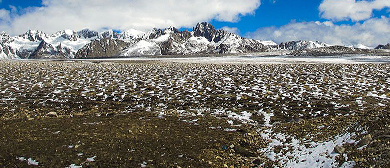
[
  {"x1": 248, "y1": 17, "x2": 390, "y2": 47},
  {"x1": 0, "y1": 9, "x2": 10, "y2": 21},
  {"x1": 221, "y1": 26, "x2": 240, "y2": 34},
  {"x1": 0, "y1": 0, "x2": 260, "y2": 35},
  {"x1": 0, "y1": 9, "x2": 11, "y2": 32},
  {"x1": 319, "y1": 0, "x2": 390, "y2": 21}
]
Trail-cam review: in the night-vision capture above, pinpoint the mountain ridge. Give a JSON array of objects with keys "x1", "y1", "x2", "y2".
[{"x1": 1, "y1": 22, "x2": 389, "y2": 59}]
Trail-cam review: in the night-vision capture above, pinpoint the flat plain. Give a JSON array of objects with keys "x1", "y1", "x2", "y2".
[{"x1": 0, "y1": 58, "x2": 389, "y2": 167}]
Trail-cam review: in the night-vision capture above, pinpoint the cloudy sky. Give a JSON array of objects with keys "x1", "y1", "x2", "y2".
[{"x1": 0, "y1": 0, "x2": 389, "y2": 47}]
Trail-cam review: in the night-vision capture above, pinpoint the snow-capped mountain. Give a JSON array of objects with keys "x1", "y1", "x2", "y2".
[
  {"x1": 0, "y1": 28, "x2": 100, "y2": 59},
  {"x1": 75, "y1": 22, "x2": 268, "y2": 58},
  {"x1": 0, "y1": 22, "x2": 388, "y2": 59},
  {"x1": 0, "y1": 22, "x2": 268, "y2": 59},
  {"x1": 278, "y1": 40, "x2": 330, "y2": 50}
]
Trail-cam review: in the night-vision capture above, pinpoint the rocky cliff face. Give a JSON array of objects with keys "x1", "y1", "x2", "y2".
[
  {"x1": 29, "y1": 41, "x2": 72, "y2": 59},
  {"x1": 193, "y1": 22, "x2": 227, "y2": 43},
  {"x1": 75, "y1": 38, "x2": 129, "y2": 58},
  {"x1": 77, "y1": 29, "x2": 99, "y2": 39}
]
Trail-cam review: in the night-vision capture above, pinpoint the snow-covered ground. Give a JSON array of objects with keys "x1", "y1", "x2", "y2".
[{"x1": 261, "y1": 131, "x2": 356, "y2": 168}]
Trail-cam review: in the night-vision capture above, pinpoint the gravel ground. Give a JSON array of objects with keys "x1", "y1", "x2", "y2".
[{"x1": 0, "y1": 60, "x2": 389, "y2": 167}]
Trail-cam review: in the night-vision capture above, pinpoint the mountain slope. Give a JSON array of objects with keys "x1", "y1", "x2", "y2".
[{"x1": 75, "y1": 38, "x2": 129, "y2": 58}]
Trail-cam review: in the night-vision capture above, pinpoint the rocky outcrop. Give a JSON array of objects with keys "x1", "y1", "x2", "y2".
[{"x1": 193, "y1": 22, "x2": 227, "y2": 43}]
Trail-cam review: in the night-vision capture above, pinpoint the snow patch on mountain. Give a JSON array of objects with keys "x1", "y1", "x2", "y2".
[
  {"x1": 353, "y1": 44, "x2": 372, "y2": 49},
  {"x1": 258, "y1": 40, "x2": 278, "y2": 46},
  {"x1": 121, "y1": 40, "x2": 161, "y2": 56},
  {"x1": 119, "y1": 29, "x2": 145, "y2": 41}
]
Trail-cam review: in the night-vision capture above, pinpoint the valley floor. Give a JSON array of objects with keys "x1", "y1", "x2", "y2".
[
  {"x1": 67, "y1": 54, "x2": 390, "y2": 64},
  {"x1": 0, "y1": 58, "x2": 389, "y2": 167}
]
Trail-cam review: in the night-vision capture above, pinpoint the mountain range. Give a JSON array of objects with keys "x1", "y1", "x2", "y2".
[{"x1": 1, "y1": 22, "x2": 389, "y2": 59}]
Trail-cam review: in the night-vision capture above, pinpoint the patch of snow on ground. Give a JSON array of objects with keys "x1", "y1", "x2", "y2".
[
  {"x1": 67, "y1": 164, "x2": 82, "y2": 168},
  {"x1": 227, "y1": 111, "x2": 252, "y2": 124},
  {"x1": 17, "y1": 157, "x2": 39, "y2": 166},
  {"x1": 259, "y1": 109, "x2": 274, "y2": 127},
  {"x1": 86, "y1": 156, "x2": 96, "y2": 162},
  {"x1": 27, "y1": 158, "x2": 39, "y2": 166},
  {"x1": 261, "y1": 132, "x2": 356, "y2": 168}
]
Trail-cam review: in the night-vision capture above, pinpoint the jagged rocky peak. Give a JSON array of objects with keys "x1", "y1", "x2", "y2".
[
  {"x1": 30, "y1": 40, "x2": 56, "y2": 59},
  {"x1": 77, "y1": 29, "x2": 99, "y2": 39},
  {"x1": 375, "y1": 43, "x2": 390, "y2": 49},
  {"x1": 146, "y1": 26, "x2": 181, "y2": 40},
  {"x1": 193, "y1": 22, "x2": 227, "y2": 43},
  {"x1": 147, "y1": 28, "x2": 165, "y2": 39},
  {"x1": 164, "y1": 27, "x2": 180, "y2": 34},
  {"x1": 193, "y1": 22, "x2": 216, "y2": 34},
  {"x1": 0, "y1": 32, "x2": 12, "y2": 43},
  {"x1": 19, "y1": 30, "x2": 48, "y2": 41},
  {"x1": 100, "y1": 30, "x2": 119, "y2": 39},
  {"x1": 51, "y1": 29, "x2": 79, "y2": 41},
  {"x1": 29, "y1": 40, "x2": 72, "y2": 59}
]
